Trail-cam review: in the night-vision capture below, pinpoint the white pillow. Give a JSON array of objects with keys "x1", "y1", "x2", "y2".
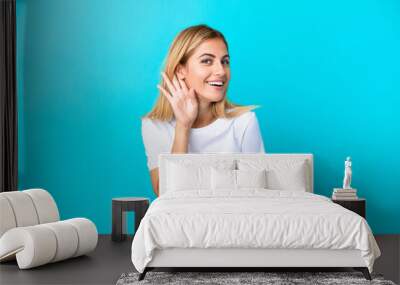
[
  {"x1": 237, "y1": 169, "x2": 267, "y2": 189},
  {"x1": 211, "y1": 168, "x2": 267, "y2": 190},
  {"x1": 166, "y1": 159, "x2": 235, "y2": 192},
  {"x1": 237, "y1": 159, "x2": 308, "y2": 191},
  {"x1": 211, "y1": 168, "x2": 236, "y2": 190}
]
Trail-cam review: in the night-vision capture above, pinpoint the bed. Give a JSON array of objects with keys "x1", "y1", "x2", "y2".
[{"x1": 131, "y1": 153, "x2": 380, "y2": 281}]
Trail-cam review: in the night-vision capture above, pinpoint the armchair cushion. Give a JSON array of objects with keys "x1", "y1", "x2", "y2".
[{"x1": 0, "y1": 218, "x2": 97, "y2": 269}]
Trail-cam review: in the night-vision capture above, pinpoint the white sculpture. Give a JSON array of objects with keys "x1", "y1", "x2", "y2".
[{"x1": 343, "y1": 156, "x2": 352, "y2": 189}]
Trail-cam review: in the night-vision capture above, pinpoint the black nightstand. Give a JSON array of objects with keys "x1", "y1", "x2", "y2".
[
  {"x1": 332, "y1": 198, "x2": 366, "y2": 219},
  {"x1": 112, "y1": 197, "x2": 149, "y2": 242}
]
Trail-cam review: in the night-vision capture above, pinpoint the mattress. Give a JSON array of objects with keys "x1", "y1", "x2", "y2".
[{"x1": 131, "y1": 189, "x2": 380, "y2": 273}]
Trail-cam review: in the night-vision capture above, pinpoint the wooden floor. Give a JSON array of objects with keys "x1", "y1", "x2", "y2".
[
  {"x1": 0, "y1": 235, "x2": 134, "y2": 285},
  {"x1": 0, "y1": 235, "x2": 399, "y2": 285},
  {"x1": 374, "y1": 235, "x2": 400, "y2": 284}
]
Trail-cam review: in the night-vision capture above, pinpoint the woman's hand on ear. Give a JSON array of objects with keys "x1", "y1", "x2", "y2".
[{"x1": 158, "y1": 72, "x2": 198, "y2": 129}]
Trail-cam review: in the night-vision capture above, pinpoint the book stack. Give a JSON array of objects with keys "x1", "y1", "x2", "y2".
[{"x1": 332, "y1": 188, "x2": 358, "y2": 200}]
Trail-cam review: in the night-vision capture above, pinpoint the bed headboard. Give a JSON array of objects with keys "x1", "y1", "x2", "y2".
[{"x1": 158, "y1": 153, "x2": 314, "y2": 196}]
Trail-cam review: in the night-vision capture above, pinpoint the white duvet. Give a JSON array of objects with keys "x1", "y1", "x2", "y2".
[{"x1": 131, "y1": 190, "x2": 380, "y2": 273}]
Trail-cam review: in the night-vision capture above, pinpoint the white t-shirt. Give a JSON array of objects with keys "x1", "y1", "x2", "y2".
[{"x1": 141, "y1": 111, "x2": 265, "y2": 171}]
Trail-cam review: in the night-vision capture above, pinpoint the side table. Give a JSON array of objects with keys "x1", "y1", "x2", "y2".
[
  {"x1": 332, "y1": 198, "x2": 366, "y2": 219},
  {"x1": 112, "y1": 197, "x2": 149, "y2": 242}
]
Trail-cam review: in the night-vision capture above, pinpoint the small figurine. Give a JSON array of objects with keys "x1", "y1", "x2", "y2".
[{"x1": 343, "y1": 156, "x2": 352, "y2": 189}]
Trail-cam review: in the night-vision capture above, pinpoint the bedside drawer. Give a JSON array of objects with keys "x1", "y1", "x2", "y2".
[{"x1": 332, "y1": 198, "x2": 366, "y2": 219}]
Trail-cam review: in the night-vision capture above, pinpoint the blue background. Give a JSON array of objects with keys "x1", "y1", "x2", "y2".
[{"x1": 16, "y1": 0, "x2": 400, "y2": 234}]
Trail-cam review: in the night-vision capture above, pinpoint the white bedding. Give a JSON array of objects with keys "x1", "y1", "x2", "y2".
[{"x1": 131, "y1": 190, "x2": 380, "y2": 273}]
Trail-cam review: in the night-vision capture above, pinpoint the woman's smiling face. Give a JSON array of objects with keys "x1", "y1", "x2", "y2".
[{"x1": 178, "y1": 38, "x2": 231, "y2": 103}]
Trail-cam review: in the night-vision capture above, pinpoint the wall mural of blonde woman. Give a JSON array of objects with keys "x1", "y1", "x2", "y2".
[{"x1": 141, "y1": 25, "x2": 265, "y2": 196}]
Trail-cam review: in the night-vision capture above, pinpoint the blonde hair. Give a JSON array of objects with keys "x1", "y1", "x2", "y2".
[{"x1": 143, "y1": 24, "x2": 259, "y2": 121}]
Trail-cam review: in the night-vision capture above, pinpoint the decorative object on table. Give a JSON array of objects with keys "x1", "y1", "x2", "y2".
[
  {"x1": 0, "y1": 189, "x2": 98, "y2": 269},
  {"x1": 116, "y1": 271, "x2": 394, "y2": 285},
  {"x1": 112, "y1": 197, "x2": 149, "y2": 242},
  {"x1": 332, "y1": 156, "x2": 358, "y2": 200},
  {"x1": 332, "y1": 198, "x2": 366, "y2": 219},
  {"x1": 343, "y1": 156, "x2": 352, "y2": 189}
]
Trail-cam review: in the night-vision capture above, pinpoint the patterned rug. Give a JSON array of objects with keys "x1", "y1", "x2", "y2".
[{"x1": 116, "y1": 271, "x2": 396, "y2": 285}]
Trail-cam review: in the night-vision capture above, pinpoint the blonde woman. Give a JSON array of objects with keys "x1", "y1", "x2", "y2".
[{"x1": 142, "y1": 24, "x2": 265, "y2": 196}]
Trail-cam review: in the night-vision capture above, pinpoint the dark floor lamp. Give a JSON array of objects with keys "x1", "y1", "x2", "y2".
[{"x1": 0, "y1": 0, "x2": 17, "y2": 192}]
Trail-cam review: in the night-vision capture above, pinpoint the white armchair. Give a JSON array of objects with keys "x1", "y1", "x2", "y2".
[{"x1": 0, "y1": 189, "x2": 98, "y2": 269}]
